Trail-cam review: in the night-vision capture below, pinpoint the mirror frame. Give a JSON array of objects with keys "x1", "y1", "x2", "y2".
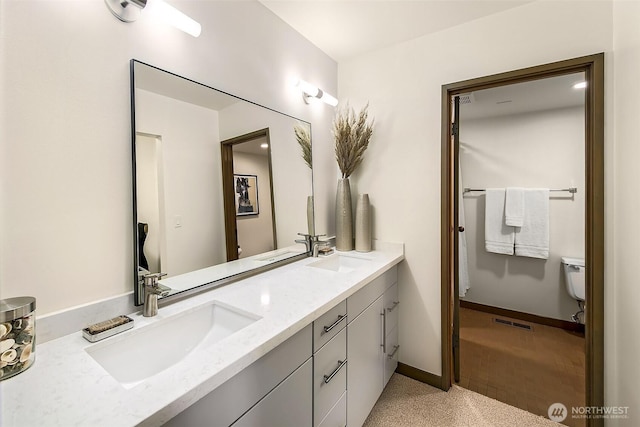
[{"x1": 130, "y1": 59, "x2": 313, "y2": 306}]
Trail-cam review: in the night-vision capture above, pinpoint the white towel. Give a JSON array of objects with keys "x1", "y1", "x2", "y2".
[
  {"x1": 485, "y1": 188, "x2": 514, "y2": 255},
  {"x1": 505, "y1": 187, "x2": 525, "y2": 227},
  {"x1": 515, "y1": 189, "x2": 549, "y2": 259}
]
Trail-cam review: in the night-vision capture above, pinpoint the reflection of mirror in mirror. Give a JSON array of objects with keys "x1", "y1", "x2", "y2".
[{"x1": 132, "y1": 60, "x2": 314, "y2": 305}]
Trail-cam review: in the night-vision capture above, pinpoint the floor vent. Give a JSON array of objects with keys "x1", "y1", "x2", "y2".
[{"x1": 493, "y1": 317, "x2": 533, "y2": 331}]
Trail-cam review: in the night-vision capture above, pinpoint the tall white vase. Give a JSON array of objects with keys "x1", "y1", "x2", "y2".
[
  {"x1": 355, "y1": 194, "x2": 371, "y2": 252},
  {"x1": 335, "y1": 178, "x2": 353, "y2": 251}
]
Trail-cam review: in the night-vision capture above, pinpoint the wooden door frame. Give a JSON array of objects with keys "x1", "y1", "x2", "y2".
[
  {"x1": 221, "y1": 128, "x2": 277, "y2": 261},
  {"x1": 440, "y1": 53, "x2": 604, "y2": 426}
]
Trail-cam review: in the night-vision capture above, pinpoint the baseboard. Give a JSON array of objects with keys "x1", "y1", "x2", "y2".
[
  {"x1": 460, "y1": 300, "x2": 585, "y2": 333},
  {"x1": 396, "y1": 362, "x2": 445, "y2": 390}
]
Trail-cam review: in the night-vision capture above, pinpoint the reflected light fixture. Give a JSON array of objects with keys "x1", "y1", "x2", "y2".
[
  {"x1": 260, "y1": 143, "x2": 269, "y2": 149},
  {"x1": 105, "y1": 0, "x2": 202, "y2": 38},
  {"x1": 573, "y1": 81, "x2": 587, "y2": 89},
  {"x1": 296, "y1": 79, "x2": 338, "y2": 107}
]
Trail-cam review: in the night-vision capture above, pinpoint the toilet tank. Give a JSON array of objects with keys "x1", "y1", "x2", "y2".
[{"x1": 561, "y1": 257, "x2": 585, "y2": 301}]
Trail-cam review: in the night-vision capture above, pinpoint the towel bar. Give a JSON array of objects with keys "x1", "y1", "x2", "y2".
[{"x1": 463, "y1": 187, "x2": 577, "y2": 194}]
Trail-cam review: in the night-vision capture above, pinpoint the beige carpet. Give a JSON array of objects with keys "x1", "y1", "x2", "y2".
[{"x1": 363, "y1": 374, "x2": 560, "y2": 427}]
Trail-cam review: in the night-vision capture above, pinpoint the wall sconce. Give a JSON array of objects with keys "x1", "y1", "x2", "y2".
[
  {"x1": 296, "y1": 79, "x2": 338, "y2": 107},
  {"x1": 105, "y1": 0, "x2": 202, "y2": 38}
]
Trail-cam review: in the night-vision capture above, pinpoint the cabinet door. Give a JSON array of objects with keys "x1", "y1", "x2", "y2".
[
  {"x1": 347, "y1": 295, "x2": 384, "y2": 427},
  {"x1": 382, "y1": 283, "x2": 399, "y2": 387},
  {"x1": 232, "y1": 358, "x2": 313, "y2": 427}
]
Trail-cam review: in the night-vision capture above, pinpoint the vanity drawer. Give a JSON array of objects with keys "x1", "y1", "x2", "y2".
[
  {"x1": 314, "y1": 300, "x2": 347, "y2": 352},
  {"x1": 383, "y1": 283, "x2": 399, "y2": 335},
  {"x1": 317, "y1": 391, "x2": 346, "y2": 427},
  {"x1": 347, "y1": 266, "x2": 397, "y2": 322},
  {"x1": 314, "y1": 328, "x2": 347, "y2": 426},
  {"x1": 384, "y1": 326, "x2": 399, "y2": 387}
]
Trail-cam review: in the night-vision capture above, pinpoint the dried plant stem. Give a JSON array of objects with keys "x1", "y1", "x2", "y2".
[
  {"x1": 294, "y1": 124, "x2": 312, "y2": 169},
  {"x1": 333, "y1": 103, "x2": 374, "y2": 179}
]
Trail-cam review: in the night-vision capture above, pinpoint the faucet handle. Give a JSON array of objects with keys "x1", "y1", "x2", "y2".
[{"x1": 143, "y1": 273, "x2": 167, "y2": 287}]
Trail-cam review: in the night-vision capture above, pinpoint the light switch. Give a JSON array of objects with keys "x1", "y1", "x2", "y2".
[{"x1": 174, "y1": 215, "x2": 182, "y2": 228}]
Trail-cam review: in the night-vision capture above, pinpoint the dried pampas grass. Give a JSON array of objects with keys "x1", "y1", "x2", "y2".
[
  {"x1": 333, "y1": 103, "x2": 374, "y2": 179},
  {"x1": 294, "y1": 124, "x2": 312, "y2": 169}
]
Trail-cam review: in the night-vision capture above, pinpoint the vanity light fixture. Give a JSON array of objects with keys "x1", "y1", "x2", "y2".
[
  {"x1": 296, "y1": 79, "x2": 338, "y2": 107},
  {"x1": 105, "y1": 0, "x2": 202, "y2": 38},
  {"x1": 573, "y1": 81, "x2": 587, "y2": 89}
]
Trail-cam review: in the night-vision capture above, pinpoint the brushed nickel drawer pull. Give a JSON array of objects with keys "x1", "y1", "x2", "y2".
[
  {"x1": 386, "y1": 301, "x2": 400, "y2": 313},
  {"x1": 381, "y1": 310, "x2": 387, "y2": 353},
  {"x1": 387, "y1": 345, "x2": 400, "y2": 359},
  {"x1": 323, "y1": 314, "x2": 346, "y2": 333},
  {"x1": 323, "y1": 359, "x2": 347, "y2": 384}
]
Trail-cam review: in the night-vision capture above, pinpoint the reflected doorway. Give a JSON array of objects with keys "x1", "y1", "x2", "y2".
[{"x1": 221, "y1": 128, "x2": 277, "y2": 261}]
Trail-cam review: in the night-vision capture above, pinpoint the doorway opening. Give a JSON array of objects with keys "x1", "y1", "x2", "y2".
[
  {"x1": 441, "y1": 54, "x2": 604, "y2": 427},
  {"x1": 221, "y1": 128, "x2": 277, "y2": 261}
]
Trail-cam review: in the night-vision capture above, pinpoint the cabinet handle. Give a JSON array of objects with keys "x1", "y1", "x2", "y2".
[
  {"x1": 323, "y1": 314, "x2": 346, "y2": 333},
  {"x1": 386, "y1": 301, "x2": 400, "y2": 313},
  {"x1": 387, "y1": 345, "x2": 400, "y2": 359},
  {"x1": 323, "y1": 359, "x2": 347, "y2": 384},
  {"x1": 380, "y1": 311, "x2": 386, "y2": 353}
]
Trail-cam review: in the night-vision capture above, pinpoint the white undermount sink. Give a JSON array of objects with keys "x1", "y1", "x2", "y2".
[
  {"x1": 85, "y1": 302, "x2": 260, "y2": 389},
  {"x1": 307, "y1": 253, "x2": 372, "y2": 273}
]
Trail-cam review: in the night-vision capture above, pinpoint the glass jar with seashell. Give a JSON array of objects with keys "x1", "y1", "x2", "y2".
[{"x1": 0, "y1": 297, "x2": 36, "y2": 380}]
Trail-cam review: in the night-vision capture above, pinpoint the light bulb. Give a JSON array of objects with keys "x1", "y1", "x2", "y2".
[{"x1": 146, "y1": 0, "x2": 201, "y2": 37}]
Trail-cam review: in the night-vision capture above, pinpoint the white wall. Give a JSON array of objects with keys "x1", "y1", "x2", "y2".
[
  {"x1": 460, "y1": 107, "x2": 584, "y2": 321},
  {"x1": 136, "y1": 89, "x2": 225, "y2": 276},
  {"x1": 234, "y1": 151, "x2": 275, "y2": 258},
  {"x1": 611, "y1": 0, "x2": 640, "y2": 422},
  {"x1": 0, "y1": 0, "x2": 337, "y2": 315},
  {"x1": 338, "y1": 0, "x2": 613, "y2": 377}
]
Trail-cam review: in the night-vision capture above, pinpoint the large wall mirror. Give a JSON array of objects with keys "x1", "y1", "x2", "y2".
[{"x1": 131, "y1": 60, "x2": 314, "y2": 305}]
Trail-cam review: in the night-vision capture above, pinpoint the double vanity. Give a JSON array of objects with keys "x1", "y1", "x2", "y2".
[{"x1": 0, "y1": 243, "x2": 403, "y2": 427}]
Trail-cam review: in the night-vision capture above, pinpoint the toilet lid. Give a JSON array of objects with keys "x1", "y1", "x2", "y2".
[{"x1": 561, "y1": 257, "x2": 585, "y2": 267}]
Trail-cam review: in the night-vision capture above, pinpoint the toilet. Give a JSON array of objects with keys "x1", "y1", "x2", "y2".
[{"x1": 562, "y1": 257, "x2": 585, "y2": 322}]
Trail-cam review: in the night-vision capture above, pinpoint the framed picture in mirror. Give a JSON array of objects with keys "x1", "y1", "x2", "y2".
[{"x1": 234, "y1": 174, "x2": 259, "y2": 216}]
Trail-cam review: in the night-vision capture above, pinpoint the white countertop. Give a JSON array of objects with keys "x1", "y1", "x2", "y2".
[{"x1": 1, "y1": 244, "x2": 403, "y2": 427}]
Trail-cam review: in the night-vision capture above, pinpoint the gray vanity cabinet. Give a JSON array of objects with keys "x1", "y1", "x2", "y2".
[
  {"x1": 346, "y1": 267, "x2": 398, "y2": 427},
  {"x1": 164, "y1": 325, "x2": 312, "y2": 427},
  {"x1": 163, "y1": 265, "x2": 399, "y2": 427}
]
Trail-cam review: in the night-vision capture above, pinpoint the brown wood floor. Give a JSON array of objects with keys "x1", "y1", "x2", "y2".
[{"x1": 457, "y1": 307, "x2": 585, "y2": 427}]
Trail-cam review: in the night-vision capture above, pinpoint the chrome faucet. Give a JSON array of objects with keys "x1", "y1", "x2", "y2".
[
  {"x1": 296, "y1": 233, "x2": 331, "y2": 257},
  {"x1": 143, "y1": 273, "x2": 171, "y2": 317},
  {"x1": 295, "y1": 233, "x2": 315, "y2": 254},
  {"x1": 312, "y1": 240, "x2": 331, "y2": 257}
]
